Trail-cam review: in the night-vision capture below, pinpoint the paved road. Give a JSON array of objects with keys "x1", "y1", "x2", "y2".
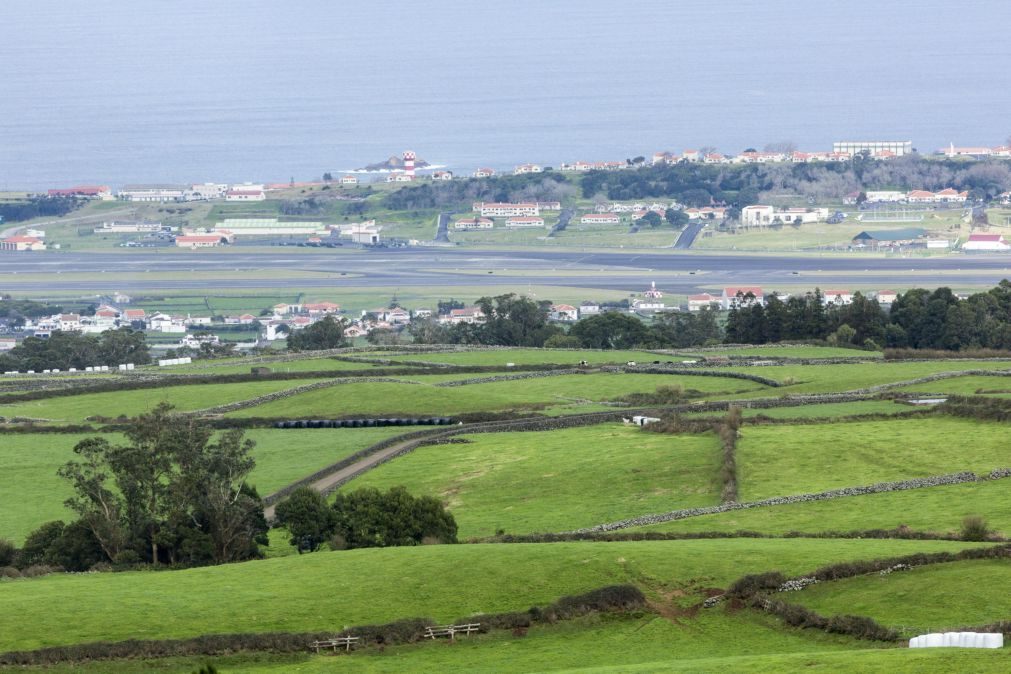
[
  {"x1": 673, "y1": 222, "x2": 705, "y2": 249},
  {"x1": 4, "y1": 247, "x2": 1011, "y2": 295},
  {"x1": 435, "y1": 212, "x2": 451, "y2": 243}
]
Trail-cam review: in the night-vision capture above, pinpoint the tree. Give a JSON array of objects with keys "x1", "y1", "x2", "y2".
[
  {"x1": 665, "y1": 209, "x2": 690, "y2": 228},
  {"x1": 640, "y1": 211, "x2": 663, "y2": 227},
  {"x1": 59, "y1": 404, "x2": 264, "y2": 566},
  {"x1": 331, "y1": 486, "x2": 458, "y2": 549},
  {"x1": 287, "y1": 315, "x2": 348, "y2": 351},
  {"x1": 322, "y1": 172, "x2": 333, "y2": 182},
  {"x1": 569, "y1": 312, "x2": 648, "y2": 349},
  {"x1": 275, "y1": 487, "x2": 337, "y2": 553},
  {"x1": 366, "y1": 327, "x2": 401, "y2": 346},
  {"x1": 473, "y1": 294, "x2": 561, "y2": 347}
]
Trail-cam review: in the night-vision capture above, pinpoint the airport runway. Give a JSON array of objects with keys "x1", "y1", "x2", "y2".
[{"x1": 3, "y1": 248, "x2": 1011, "y2": 294}]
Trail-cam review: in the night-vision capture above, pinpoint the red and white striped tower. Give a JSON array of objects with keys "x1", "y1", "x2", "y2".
[{"x1": 403, "y1": 150, "x2": 416, "y2": 178}]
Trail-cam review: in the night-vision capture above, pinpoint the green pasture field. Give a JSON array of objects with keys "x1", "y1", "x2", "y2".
[
  {"x1": 896, "y1": 374, "x2": 1011, "y2": 395},
  {"x1": 795, "y1": 558, "x2": 1011, "y2": 634},
  {"x1": 682, "y1": 399, "x2": 910, "y2": 420},
  {"x1": 632, "y1": 478, "x2": 1011, "y2": 537},
  {"x1": 226, "y1": 373, "x2": 771, "y2": 418},
  {"x1": 726, "y1": 360, "x2": 1011, "y2": 394},
  {"x1": 0, "y1": 539, "x2": 983, "y2": 652},
  {"x1": 736, "y1": 417, "x2": 1011, "y2": 501},
  {"x1": 692, "y1": 221, "x2": 959, "y2": 252},
  {"x1": 155, "y1": 356, "x2": 385, "y2": 376},
  {"x1": 0, "y1": 611, "x2": 884, "y2": 674},
  {"x1": 383, "y1": 348, "x2": 670, "y2": 366},
  {"x1": 9, "y1": 628, "x2": 1011, "y2": 674},
  {"x1": 682, "y1": 345, "x2": 879, "y2": 358},
  {"x1": 0, "y1": 428, "x2": 401, "y2": 543},
  {"x1": 346, "y1": 424, "x2": 722, "y2": 537},
  {"x1": 0, "y1": 379, "x2": 330, "y2": 423}
]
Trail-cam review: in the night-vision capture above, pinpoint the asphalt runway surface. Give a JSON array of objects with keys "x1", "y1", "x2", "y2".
[{"x1": 3, "y1": 248, "x2": 1011, "y2": 294}]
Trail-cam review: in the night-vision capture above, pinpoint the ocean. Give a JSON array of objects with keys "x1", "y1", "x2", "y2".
[{"x1": 2, "y1": 0, "x2": 1010, "y2": 189}]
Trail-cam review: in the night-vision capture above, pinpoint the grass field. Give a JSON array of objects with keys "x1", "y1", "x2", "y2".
[
  {"x1": 0, "y1": 539, "x2": 983, "y2": 652},
  {"x1": 227, "y1": 372, "x2": 771, "y2": 419},
  {"x1": 726, "y1": 360, "x2": 1011, "y2": 394},
  {"x1": 736, "y1": 417, "x2": 1011, "y2": 500},
  {"x1": 346, "y1": 424, "x2": 722, "y2": 537},
  {"x1": 682, "y1": 345, "x2": 880, "y2": 359},
  {"x1": 631, "y1": 478, "x2": 1011, "y2": 536},
  {"x1": 0, "y1": 379, "x2": 331, "y2": 422},
  {"x1": 382, "y1": 348, "x2": 667, "y2": 366},
  {"x1": 794, "y1": 559, "x2": 1011, "y2": 634},
  {"x1": 895, "y1": 374, "x2": 1011, "y2": 395},
  {"x1": 0, "y1": 427, "x2": 403, "y2": 543},
  {"x1": 683, "y1": 399, "x2": 909, "y2": 420}
]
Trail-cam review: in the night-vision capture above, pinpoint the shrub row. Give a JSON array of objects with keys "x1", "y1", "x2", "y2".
[
  {"x1": 605, "y1": 365, "x2": 783, "y2": 388},
  {"x1": 750, "y1": 596, "x2": 900, "y2": 642},
  {"x1": 941, "y1": 395, "x2": 1011, "y2": 422},
  {"x1": 718, "y1": 407, "x2": 742, "y2": 503},
  {"x1": 0, "y1": 585, "x2": 645, "y2": 665},
  {"x1": 802, "y1": 543, "x2": 1011, "y2": 583},
  {"x1": 884, "y1": 348, "x2": 1011, "y2": 360}
]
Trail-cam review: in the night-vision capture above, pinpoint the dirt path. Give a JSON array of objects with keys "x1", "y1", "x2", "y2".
[{"x1": 263, "y1": 436, "x2": 434, "y2": 519}]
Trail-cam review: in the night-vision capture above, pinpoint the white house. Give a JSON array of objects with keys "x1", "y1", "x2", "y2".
[
  {"x1": 476, "y1": 202, "x2": 539, "y2": 217},
  {"x1": 339, "y1": 175, "x2": 359, "y2": 186},
  {"x1": 118, "y1": 184, "x2": 188, "y2": 202},
  {"x1": 549, "y1": 304, "x2": 579, "y2": 321},
  {"x1": 454, "y1": 217, "x2": 494, "y2": 230},
  {"x1": 579, "y1": 301, "x2": 601, "y2": 316},
  {"x1": 472, "y1": 168, "x2": 496, "y2": 178},
  {"x1": 513, "y1": 163, "x2": 543, "y2": 175},
  {"x1": 823, "y1": 289, "x2": 853, "y2": 305},
  {"x1": 741, "y1": 205, "x2": 828, "y2": 226},
  {"x1": 876, "y1": 290, "x2": 898, "y2": 305},
  {"x1": 431, "y1": 171, "x2": 454, "y2": 181},
  {"x1": 864, "y1": 190, "x2": 906, "y2": 203},
  {"x1": 687, "y1": 293, "x2": 719, "y2": 311},
  {"x1": 580, "y1": 213, "x2": 620, "y2": 225},
  {"x1": 225, "y1": 189, "x2": 266, "y2": 202},
  {"x1": 963, "y1": 233, "x2": 1011, "y2": 252},
  {"x1": 722, "y1": 287, "x2": 764, "y2": 310},
  {"x1": 505, "y1": 216, "x2": 545, "y2": 228}
]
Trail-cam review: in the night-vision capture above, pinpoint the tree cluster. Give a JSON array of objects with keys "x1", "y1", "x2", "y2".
[
  {"x1": 0, "y1": 196, "x2": 81, "y2": 223},
  {"x1": 723, "y1": 281, "x2": 1011, "y2": 350},
  {"x1": 286, "y1": 315, "x2": 348, "y2": 351},
  {"x1": 0, "y1": 327, "x2": 150, "y2": 372},
  {"x1": 382, "y1": 173, "x2": 575, "y2": 211},
  {"x1": 0, "y1": 298, "x2": 62, "y2": 328},
  {"x1": 54, "y1": 404, "x2": 267, "y2": 569},
  {"x1": 569, "y1": 310, "x2": 721, "y2": 349},
  {"x1": 275, "y1": 485, "x2": 458, "y2": 553}
]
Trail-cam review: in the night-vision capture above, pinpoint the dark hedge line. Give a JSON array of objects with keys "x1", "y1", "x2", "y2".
[
  {"x1": 751, "y1": 596, "x2": 900, "y2": 642},
  {"x1": 0, "y1": 585, "x2": 645, "y2": 665},
  {"x1": 884, "y1": 348, "x2": 1011, "y2": 360},
  {"x1": 0, "y1": 424, "x2": 99, "y2": 434},
  {"x1": 802, "y1": 543, "x2": 1011, "y2": 583},
  {"x1": 480, "y1": 527, "x2": 984, "y2": 544},
  {"x1": 941, "y1": 395, "x2": 1011, "y2": 422}
]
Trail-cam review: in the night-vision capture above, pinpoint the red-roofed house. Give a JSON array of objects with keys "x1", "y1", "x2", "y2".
[
  {"x1": 225, "y1": 189, "x2": 266, "y2": 202},
  {"x1": 721, "y1": 287, "x2": 764, "y2": 310},
  {"x1": 175, "y1": 234, "x2": 224, "y2": 248},
  {"x1": 443, "y1": 307, "x2": 485, "y2": 324},
  {"x1": 0, "y1": 236, "x2": 46, "y2": 251},
  {"x1": 477, "y1": 202, "x2": 539, "y2": 217},
  {"x1": 687, "y1": 293, "x2": 719, "y2": 312},
  {"x1": 473, "y1": 168, "x2": 496, "y2": 178},
  {"x1": 123, "y1": 309, "x2": 146, "y2": 322},
  {"x1": 454, "y1": 217, "x2": 494, "y2": 230},
  {"x1": 303, "y1": 302, "x2": 340, "y2": 315},
  {"x1": 876, "y1": 290, "x2": 898, "y2": 305},
  {"x1": 549, "y1": 304, "x2": 579, "y2": 321},
  {"x1": 963, "y1": 233, "x2": 1010, "y2": 252},
  {"x1": 47, "y1": 185, "x2": 112, "y2": 200}
]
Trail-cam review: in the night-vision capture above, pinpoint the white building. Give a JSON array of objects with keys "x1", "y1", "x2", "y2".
[
  {"x1": 188, "y1": 183, "x2": 229, "y2": 200},
  {"x1": 225, "y1": 189, "x2": 266, "y2": 202},
  {"x1": 549, "y1": 304, "x2": 579, "y2": 321},
  {"x1": 339, "y1": 175, "x2": 359, "y2": 186},
  {"x1": 175, "y1": 234, "x2": 223, "y2": 248},
  {"x1": 94, "y1": 221, "x2": 164, "y2": 234},
  {"x1": 722, "y1": 287, "x2": 764, "y2": 310},
  {"x1": 505, "y1": 216, "x2": 545, "y2": 228},
  {"x1": 687, "y1": 293, "x2": 719, "y2": 311},
  {"x1": 472, "y1": 168, "x2": 496, "y2": 178},
  {"x1": 454, "y1": 217, "x2": 494, "y2": 230},
  {"x1": 963, "y1": 233, "x2": 1011, "y2": 252},
  {"x1": 118, "y1": 184, "x2": 188, "y2": 202},
  {"x1": 0, "y1": 236, "x2": 46, "y2": 251},
  {"x1": 475, "y1": 202, "x2": 540, "y2": 217},
  {"x1": 832, "y1": 141, "x2": 912, "y2": 157},
  {"x1": 580, "y1": 213, "x2": 620, "y2": 225},
  {"x1": 865, "y1": 190, "x2": 907, "y2": 203},
  {"x1": 822, "y1": 290, "x2": 853, "y2": 305},
  {"x1": 740, "y1": 205, "x2": 828, "y2": 226},
  {"x1": 513, "y1": 163, "x2": 543, "y2": 175},
  {"x1": 214, "y1": 218, "x2": 327, "y2": 236}
]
